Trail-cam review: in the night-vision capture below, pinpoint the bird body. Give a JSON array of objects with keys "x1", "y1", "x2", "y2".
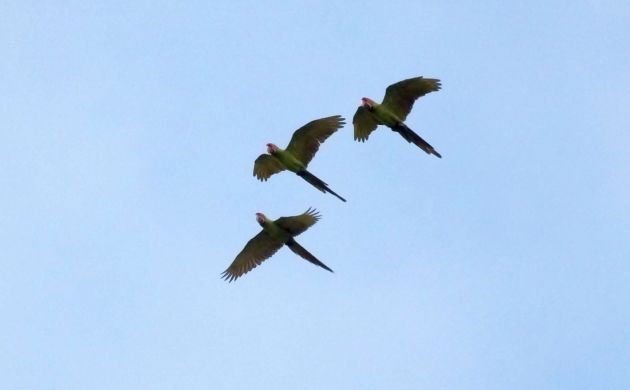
[
  {"x1": 268, "y1": 146, "x2": 306, "y2": 172},
  {"x1": 353, "y1": 77, "x2": 442, "y2": 158},
  {"x1": 363, "y1": 98, "x2": 401, "y2": 128},
  {"x1": 258, "y1": 213, "x2": 290, "y2": 241},
  {"x1": 221, "y1": 208, "x2": 333, "y2": 282}
]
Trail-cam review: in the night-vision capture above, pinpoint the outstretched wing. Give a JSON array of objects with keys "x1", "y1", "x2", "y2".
[
  {"x1": 274, "y1": 207, "x2": 321, "y2": 237},
  {"x1": 253, "y1": 154, "x2": 286, "y2": 181},
  {"x1": 221, "y1": 231, "x2": 284, "y2": 282},
  {"x1": 285, "y1": 115, "x2": 345, "y2": 166},
  {"x1": 352, "y1": 106, "x2": 379, "y2": 142},
  {"x1": 381, "y1": 77, "x2": 441, "y2": 121}
]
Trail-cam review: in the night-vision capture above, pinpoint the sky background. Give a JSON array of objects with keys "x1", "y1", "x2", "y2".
[{"x1": 2, "y1": 1, "x2": 629, "y2": 389}]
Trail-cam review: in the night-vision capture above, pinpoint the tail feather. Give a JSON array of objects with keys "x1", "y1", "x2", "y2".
[
  {"x1": 393, "y1": 124, "x2": 442, "y2": 158},
  {"x1": 286, "y1": 239, "x2": 334, "y2": 273},
  {"x1": 297, "y1": 170, "x2": 347, "y2": 202}
]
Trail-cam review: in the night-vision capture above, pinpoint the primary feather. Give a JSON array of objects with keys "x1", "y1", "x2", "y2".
[
  {"x1": 382, "y1": 77, "x2": 441, "y2": 121},
  {"x1": 286, "y1": 115, "x2": 345, "y2": 166},
  {"x1": 253, "y1": 154, "x2": 286, "y2": 181}
]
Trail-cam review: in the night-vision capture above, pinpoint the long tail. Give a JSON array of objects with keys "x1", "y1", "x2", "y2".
[
  {"x1": 297, "y1": 170, "x2": 347, "y2": 202},
  {"x1": 393, "y1": 123, "x2": 442, "y2": 158},
  {"x1": 286, "y1": 239, "x2": 334, "y2": 273}
]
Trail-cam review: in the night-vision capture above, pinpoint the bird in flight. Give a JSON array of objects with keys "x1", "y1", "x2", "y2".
[
  {"x1": 253, "y1": 115, "x2": 347, "y2": 201},
  {"x1": 353, "y1": 76, "x2": 442, "y2": 158},
  {"x1": 221, "y1": 208, "x2": 333, "y2": 282}
]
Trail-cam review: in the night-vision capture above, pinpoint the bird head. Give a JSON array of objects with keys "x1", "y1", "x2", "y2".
[
  {"x1": 266, "y1": 143, "x2": 279, "y2": 154},
  {"x1": 361, "y1": 97, "x2": 375, "y2": 109},
  {"x1": 255, "y1": 212, "x2": 267, "y2": 226}
]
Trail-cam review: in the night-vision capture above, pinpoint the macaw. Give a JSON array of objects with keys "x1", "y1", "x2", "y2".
[
  {"x1": 353, "y1": 77, "x2": 442, "y2": 158},
  {"x1": 254, "y1": 115, "x2": 346, "y2": 202},
  {"x1": 221, "y1": 208, "x2": 333, "y2": 282}
]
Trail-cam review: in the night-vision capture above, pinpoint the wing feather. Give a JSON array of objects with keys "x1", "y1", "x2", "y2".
[
  {"x1": 274, "y1": 207, "x2": 321, "y2": 237},
  {"x1": 221, "y1": 231, "x2": 284, "y2": 282},
  {"x1": 253, "y1": 154, "x2": 286, "y2": 181},
  {"x1": 381, "y1": 77, "x2": 441, "y2": 121},
  {"x1": 285, "y1": 115, "x2": 345, "y2": 166},
  {"x1": 352, "y1": 106, "x2": 379, "y2": 142}
]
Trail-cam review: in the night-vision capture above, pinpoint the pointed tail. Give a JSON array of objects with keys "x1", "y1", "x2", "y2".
[
  {"x1": 286, "y1": 239, "x2": 334, "y2": 273},
  {"x1": 297, "y1": 170, "x2": 347, "y2": 202},
  {"x1": 393, "y1": 123, "x2": 442, "y2": 158}
]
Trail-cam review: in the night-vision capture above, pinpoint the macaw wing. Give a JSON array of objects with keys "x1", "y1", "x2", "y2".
[
  {"x1": 274, "y1": 207, "x2": 321, "y2": 237},
  {"x1": 381, "y1": 77, "x2": 441, "y2": 121},
  {"x1": 253, "y1": 154, "x2": 286, "y2": 181},
  {"x1": 285, "y1": 115, "x2": 345, "y2": 166},
  {"x1": 221, "y1": 231, "x2": 284, "y2": 282},
  {"x1": 352, "y1": 105, "x2": 379, "y2": 142}
]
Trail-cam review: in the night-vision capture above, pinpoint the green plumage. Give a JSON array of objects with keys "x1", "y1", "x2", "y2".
[{"x1": 270, "y1": 148, "x2": 305, "y2": 172}]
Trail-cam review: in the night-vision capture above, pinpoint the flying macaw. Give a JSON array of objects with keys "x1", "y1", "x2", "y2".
[
  {"x1": 353, "y1": 76, "x2": 442, "y2": 158},
  {"x1": 221, "y1": 208, "x2": 333, "y2": 282},
  {"x1": 253, "y1": 115, "x2": 346, "y2": 202}
]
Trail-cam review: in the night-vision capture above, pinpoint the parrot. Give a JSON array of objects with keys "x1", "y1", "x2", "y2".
[
  {"x1": 221, "y1": 208, "x2": 333, "y2": 282},
  {"x1": 353, "y1": 76, "x2": 442, "y2": 158},
  {"x1": 253, "y1": 115, "x2": 347, "y2": 202}
]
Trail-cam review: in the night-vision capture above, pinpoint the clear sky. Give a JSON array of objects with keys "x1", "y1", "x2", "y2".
[{"x1": 2, "y1": 1, "x2": 629, "y2": 389}]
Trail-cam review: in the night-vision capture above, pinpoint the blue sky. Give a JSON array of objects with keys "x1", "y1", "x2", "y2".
[{"x1": 2, "y1": 1, "x2": 629, "y2": 388}]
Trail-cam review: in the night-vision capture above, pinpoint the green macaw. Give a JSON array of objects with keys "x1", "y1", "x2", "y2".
[
  {"x1": 353, "y1": 76, "x2": 442, "y2": 158},
  {"x1": 253, "y1": 115, "x2": 346, "y2": 202},
  {"x1": 221, "y1": 208, "x2": 333, "y2": 282}
]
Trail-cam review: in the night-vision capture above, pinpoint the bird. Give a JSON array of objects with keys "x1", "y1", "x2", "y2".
[
  {"x1": 221, "y1": 208, "x2": 333, "y2": 282},
  {"x1": 253, "y1": 115, "x2": 347, "y2": 202},
  {"x1": 353, "y1": 76, "x2": 442, "y2": 158}
]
